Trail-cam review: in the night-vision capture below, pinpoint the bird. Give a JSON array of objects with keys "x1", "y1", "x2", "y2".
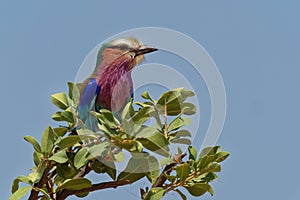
[{"x1": 77, "y1": 37, "x2": 157, "y2": 130}]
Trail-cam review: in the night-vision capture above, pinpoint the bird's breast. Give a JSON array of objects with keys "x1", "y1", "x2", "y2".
[{"x1": 96, "y1": 71, "x2": 133, "y2": 113}]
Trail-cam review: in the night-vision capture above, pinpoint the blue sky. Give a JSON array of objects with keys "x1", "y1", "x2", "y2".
[{"x1": 1, "y1": 1, "x2": 300, "y2": 200}]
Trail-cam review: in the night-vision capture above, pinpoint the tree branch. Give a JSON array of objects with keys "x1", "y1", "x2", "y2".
[
  {"x1": 28, "y1": 163, "x2": 52, "y2": 200},
  {"x1": 56, "y1": 180, "x2": 133, "y2": 200},
  {"x1": 152, "y1": 153, "x2": 186, "y2": 188}
]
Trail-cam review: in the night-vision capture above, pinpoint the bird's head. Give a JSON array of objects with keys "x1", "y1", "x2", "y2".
[{"x1": 95, "y1": 37, "x2": 157, "y2": 71}]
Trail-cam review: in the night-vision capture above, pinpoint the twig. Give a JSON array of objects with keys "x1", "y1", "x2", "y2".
[
  {"x1": 152, "y1": 153, "x2": 186, "y2": 188},
  {"x1": 163, "y1": 98, "x2": 168, "y2": 138},
  {"x1": 140, "y1": 188, "x2": 146, "y2": 199},
  {"x1": 28, "y1": 162, "x2": 52, "y2": 200},
  {"x1": 56, "y1": 180, "x2": 133, "y2": 200},
  {"x1": 47, "y1": 169, "x2": 56, "y2": 180},
  {"x1": 46, "y1": 181, "x2": 54, "y2": 199}
]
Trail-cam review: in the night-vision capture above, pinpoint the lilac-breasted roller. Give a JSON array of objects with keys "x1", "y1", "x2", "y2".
[{"x1": 77, "y1": 38, "x2": 157, "y2": 130}]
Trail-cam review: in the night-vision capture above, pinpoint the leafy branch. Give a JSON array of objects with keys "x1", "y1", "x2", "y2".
[{"x1": 10, "y1": 82, "x2": 229, "y2": 200}]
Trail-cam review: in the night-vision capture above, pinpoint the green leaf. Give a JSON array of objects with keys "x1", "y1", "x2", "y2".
[
  {"x1": 169, "y1": 130, "x2": 191, "y2": 138},
  {"x1": 135, "y1": 101, "x2": 154, "y2": 107},
  {"x1": 61, "y1": 107, "x2": 76, "y2": 124},
  {"x1": 74, "y1": 147, "x2": 89, "y2": 169},
  {"x1": 147, "y1": 156, "x2": 160, "y2": 184},
  {"x1": 11, "y1": 176, "x2": 31, "y2": 193},
  {"x1": 33, "y1": 151, "x2": 43, "y2": 166},
  {"x1": 56, "y1": 178, "x2": 92, "y2": 191},
  {"x1": 121, "y1": 100, "x2": 135, "y2": 120},
  {"x1": 205, "y1": 163, "x2": 221, "y2": 173},
  {"x1": 68, "y1": 82, "x2": 80, "y2": 105},
  {"x1": 28, "y1": 162, "x2": 46, "y2": 183},
  {"x1": 188, "y1": 159, "x2": 195, "y2": 170},
  {"x1": 57, "y1": 135, "x2": 81, "y2": 149},
  {"x1": 53, "y1": 127, "x2": 68, "y2": 137},
  {"x1": 156, "y1": 88, "x2": 195, "y2": 116},
  {"x1": 176, "y1": 163, "x2": 190, "y2": 181},
  {"x1": 171, "y1": 138, "x2": 191, "y2": 145},
  {"x1": 87, "y1": 142, "x2": 108, "y2": 159},
  {"x1": 41, "y1": 126, "x2": 56, "y2": 156},
  {"x1": 112, "y1": 137, "x2": 143, "y2": 152},
  {"x1": 195, "y1": 172, "x2": 218, "y2": 182},
  {"x1": 206, "y1": 172, "x2": 218, "y2": 182},
  {"x1": 143, "y1": 187, "x2": 165, "y2": 200},
  {"x1": 9, "y1": 186, "x2": 31, "y2": 200},
  {"x1": 141, "y1": 91, "x2": 155, "y2": 102},
  {"x1": 174, "y1": 189, "x2": 187, "y2": 200},
  {"x1": 77, "y1": 129, "x2": 99, "y2": 142},
  {"x1": 117, "y1": 156, "x2": 148, "y2": 182},
  {"x1": 157, "y1": 89, "x2": 181, "y2": 105},
  {"x1": 199, "y1": 146, "x2": 220, "y2": 158},
  {"x1": 75, "y1": 192, "x2": 89, "y2": 198},
  {"x1": 97, "y1": 123, "x2": 116, "y2": 136},
  {"x1": 114, "y1": 151, "x2": 124, "y2": 162},
  {"x1": 178, "y1": 88, "x2": 195, "y2": 100},
  {"x1": 197, "y1": 155, "x2": 215, "y2": 171},
  {"x1": 188, "y1": 146, "x2": 197, "y2": 161},
  {"x1": 172, "y1": 88, "x2": 195, "y2": 103},
  {"x1": 54, "y1": 136, "x2": 63, "y2": 146},
  {"x1": 102, "y1": 160, "x2": 117, "y2": 180},
  {"x1": 56, "y1": 163, "x2": 78, "y2": 179},
  {"x1": 136, "y1": 127, "x2": 170, "y2": 157},
  {"x1": 91, "y1": 159, "x2": 104, "y2": 174},
  {"x1": 156, "y1": 90, "x2": 182, "y2": 116},
  {"x1": 214, "y1": 151, "x2": 230, "y2": 163},
  {"x1": 160, "y1": 157, "x2": 172, "y2": 166},
  {"x1": 163, "y1": 173, "x2": 176, "y2": 183},
  {"x1": 181, "y1": 102, "x2": 196, "y2": 115},
  {"x1": 51, "y1": 92, "x2": 69, "y2": 110},
  {"x1": 91, "y1": 159, "x2": 115, "y2": 178},
  {"x1": 77, "y1": 128, "x2": 96, "y2": 135},
  {"x1": 49, "y1": 149, "x2": 68, "y2": 163},
  {"x1": 152, "y1": 109, "x2": 163, "y2": 129},
  {"x1": 96, "y1": 109, "x2": 120, "y2": 128},
  {"x1": 24, "y1": 136, "x2": 41, "y2": 153},
  {"x1": 131, "y1": 106, "x2": 155, "y2": 126},
  {"x1": 168, "y1": 117, "x2": 185, "y2": 132},
  {"x1": 184, "y1": 183, "x2": 214, "y2": 196},
  {"x1": 52, "y1": 112, "x2": 65, "y2": 121}
]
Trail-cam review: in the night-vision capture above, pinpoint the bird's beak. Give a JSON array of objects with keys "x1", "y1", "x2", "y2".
[{"x1": 135, "y1": 45, "x2": 158, "y2": 56}]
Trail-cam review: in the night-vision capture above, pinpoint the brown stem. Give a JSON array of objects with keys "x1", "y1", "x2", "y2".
[
  {"x1": 164, "y1": 163, "x2": 203, "y2": 194},
  {"x1": 152, "y1": 163, "x2": 175, "y2": 188},
  {"x1": 56, "y1": 180, "x2": 133, "y2": 200},
  {"x1": 48, "y1": 169, "x2": 57, "y2": 180},
  {"x1": 140, "y1": 188, "x2": 146, "y2": 199},
  {"x1": 28, "y1": 163, "x2": 52, "y2": 200},
  {"x1": 46, "y1": 181, "x2": 54, "y2": 199},
  {"x1": 164, "y1": 98, "x2": 168, "y2": 138},
  {"x1": 152, "y1": 153, "x2": 186, "y2": 188}
]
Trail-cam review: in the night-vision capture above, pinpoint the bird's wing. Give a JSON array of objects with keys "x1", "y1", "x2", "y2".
[{"x1": 78, "y1": 78, "x2": 100, "y2": 120}]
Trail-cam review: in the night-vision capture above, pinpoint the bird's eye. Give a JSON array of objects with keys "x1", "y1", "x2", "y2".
[{"x1": 120, "y1": 44, "x2": 129, "y2": 50}]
